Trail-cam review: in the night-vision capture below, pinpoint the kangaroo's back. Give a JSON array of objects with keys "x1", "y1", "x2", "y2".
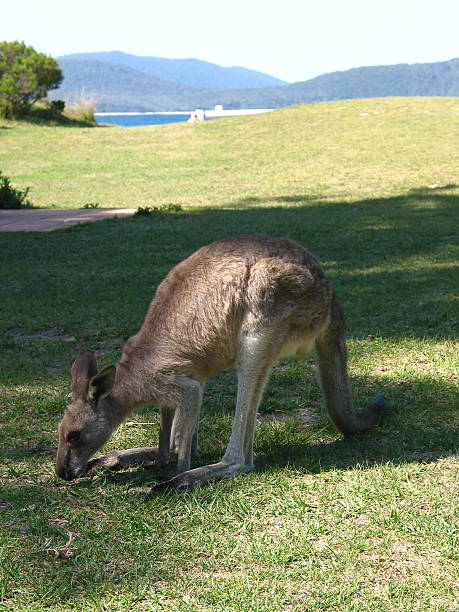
[{"x1": 129, "y1": 235, "x2": 332, "y2": 379}]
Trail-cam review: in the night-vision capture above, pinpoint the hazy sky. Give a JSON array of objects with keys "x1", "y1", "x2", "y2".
[{"x1": 3, "y1": 0, "x2": 458, "y2": 82}]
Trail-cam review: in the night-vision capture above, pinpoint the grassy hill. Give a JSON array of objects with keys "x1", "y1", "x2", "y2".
[
  {"x1": 1, "y1": 97, "x2": 457, "y2": 209},
  {"x1": 0, "y1": 97, "x2": 458, "y2": 611}
]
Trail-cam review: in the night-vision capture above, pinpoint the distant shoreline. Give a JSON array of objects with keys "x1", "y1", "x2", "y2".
[
  {"x1": 95, "y1": 111, "x2": 190, "y2": 116},
  {"x1": 95, "y1": 109, "x2": 273, "y2": 117}
]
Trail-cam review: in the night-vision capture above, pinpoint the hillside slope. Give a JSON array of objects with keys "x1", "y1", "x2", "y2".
[
  {"x1": 284, "y1": 58, "x2": 459, "y2": 101},
  {"x1": 54, "y1": 58, "x2": 208, "y2": 110},
  {"x1": 2, "y1": 97, "x2": 457, "y2": 210},
  {"x1": 51, "y1": 56, "x2": 459, "y2": 112},
  {"x1": 58, "y1": 51, "x2": 288, "y2": 89}
]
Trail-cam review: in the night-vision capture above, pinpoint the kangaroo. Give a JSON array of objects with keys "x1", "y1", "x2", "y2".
[{"x1": 56, "y1": 235, "x2": 386, "y2": 494}]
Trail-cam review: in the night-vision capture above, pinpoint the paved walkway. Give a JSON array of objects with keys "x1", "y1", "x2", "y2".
[{"x1": 0, "y1": 208, "x2": 136, "y2": 232}]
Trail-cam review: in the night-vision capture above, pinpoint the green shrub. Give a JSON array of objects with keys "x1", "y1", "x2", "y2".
[
  {"x1": 50, "y1": 99, "x2": 65, "y2": 114},
  {"x1": 135, "y1": 203, "x2": 183, "y2": 216},
  {"x1": 0, "y1": 171, "x2": 32, "y2": 208},
  {"x1": 65, "y1": 94, "x2": 97, "y2": 123}
]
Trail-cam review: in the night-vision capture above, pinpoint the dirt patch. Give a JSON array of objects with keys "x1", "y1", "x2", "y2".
[
  {"x1": 7, "y1": 327, "x2": 77, "y2": 343},
  {"x1": 0, "y1": 208, "x2": 135, "y2": 232},
  {"x1": 258, "y1": 407, "x2": 320, "y2": 427}
]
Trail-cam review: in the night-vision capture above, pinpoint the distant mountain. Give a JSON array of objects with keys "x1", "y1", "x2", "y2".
[
  {"x1": 54, "y1": 58, "x2": 205, "y2": 110},
  {"x1": 283, "y1": 59, "x2": 459, "y2": 101},
  {"x1": 205, "y1": 58, "x2": 459, "y2": 109},
  {"x1": 51, "y1": 56, "x2": 459, "y2": 112},
  {"x1": 58, "y1": 51, "x2": 288, "y2": 89}
]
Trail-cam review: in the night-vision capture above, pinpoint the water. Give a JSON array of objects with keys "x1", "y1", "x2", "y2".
[{"x1": 95, "y1": 113, "x2": 191, "y2": 127}]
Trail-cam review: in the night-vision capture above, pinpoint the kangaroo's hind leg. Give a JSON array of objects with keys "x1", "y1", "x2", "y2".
[
  {"x1": 222, "y1": 328, "x2": 282, "y2": 472},
  {"x1": 146, "y1": 328, "x2": 284, "y2": 495}
]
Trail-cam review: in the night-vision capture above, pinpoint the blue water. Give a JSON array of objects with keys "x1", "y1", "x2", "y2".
[{"x1": 95, "y1": 113, "x2": 190, "y2": 127}]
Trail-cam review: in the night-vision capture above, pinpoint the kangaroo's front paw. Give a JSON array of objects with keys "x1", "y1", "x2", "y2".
[{"x1": 144, "y1": 479, "x2": 176, "y2": 499}]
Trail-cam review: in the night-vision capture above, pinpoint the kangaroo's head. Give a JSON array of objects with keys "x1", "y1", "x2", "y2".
[{"x1": 56, "y1": 350, "x2": 117, "y2": 481}]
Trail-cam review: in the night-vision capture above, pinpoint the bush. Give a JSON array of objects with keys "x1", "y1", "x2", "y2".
[
  {"x1": 0, "y1": 41, "x2": 62, "y2": 119},
  {"x1": 65, "y1": 94, "x2": 97, "y2": 123},
  {"x1": 135, "y1": 203, "x2": 183, "y2": 216},
  {"x1": 0, "y1": 171, "x2": 32, "y2": 208},
  {"x1": 50, "y1": 99, "x2": 65, "y2": 114}
]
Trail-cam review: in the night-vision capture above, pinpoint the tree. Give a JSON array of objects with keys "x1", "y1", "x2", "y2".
[{"x1": 0, "y1": 41, "x2": 63, "y2": 118}]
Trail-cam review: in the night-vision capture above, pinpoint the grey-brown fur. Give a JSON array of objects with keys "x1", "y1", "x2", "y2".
[{"x1": 56, "y1": 235, "x2": 385, "y2": 492}]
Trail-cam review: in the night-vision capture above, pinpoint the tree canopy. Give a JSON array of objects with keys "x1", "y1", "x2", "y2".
[{"x1": 0, "y1": 41, "x2": 62, "y2": 118}]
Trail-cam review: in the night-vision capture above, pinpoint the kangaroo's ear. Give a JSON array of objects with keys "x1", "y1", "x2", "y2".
[
  {"x1": 88, "y1": 366, "x2": 116, "y2": 403},
  {"x1": 71, "y1": 350, "x2": 98, "y2": 399}
]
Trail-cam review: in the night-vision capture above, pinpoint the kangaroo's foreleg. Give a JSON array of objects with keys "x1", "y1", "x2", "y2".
[
  {"x1": 86, "y1": 446, "x2": 162, "y2": 474},
  {"x1": 169, "y1": 388, "x2": 203, "y2": 462},
  {"x1": 168, "y1": 378, "x2": 203, "y2": 473},
  {"x1": 158, "y1": 407, "x2": 174, "y2": 467},
  {"x1": 314, "y1": 294, "x2": 386, "y2": 435},
  {"x1": 85, "y1": 406, "x2": 175, "y2": 475}
]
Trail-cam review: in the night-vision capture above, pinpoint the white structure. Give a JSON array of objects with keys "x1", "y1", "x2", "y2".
[
  {"x1": 188, "y1": 109, "x2": 206, "y2": 122},
  {"x1": 205, "y1": 106, "x2": 273, "y2": 118},
  {"x1": 187, "y1": 105, "x2": 274, "y2": 122}
]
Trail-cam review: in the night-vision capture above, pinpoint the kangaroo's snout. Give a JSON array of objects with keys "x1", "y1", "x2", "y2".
[
  {"x1": 56, "y1": 463, "x2": 87, "y2": 481},
  {"x1": 55, "y1": 449, "x2": 88, "y2": 481}
]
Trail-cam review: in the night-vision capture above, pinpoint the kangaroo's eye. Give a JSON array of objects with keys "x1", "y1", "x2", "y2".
[{"x1": 67, "y1": 431, "x2": 81, "y2": 443}]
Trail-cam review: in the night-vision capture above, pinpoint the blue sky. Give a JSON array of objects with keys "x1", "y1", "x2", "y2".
[{"x1": 3, "y1": 0, "x2": 458, "y2": 82}]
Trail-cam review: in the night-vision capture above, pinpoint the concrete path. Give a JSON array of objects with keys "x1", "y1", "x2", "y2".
[{"x1": 0, "y1": 208, "x2": 136, "y2": 232}]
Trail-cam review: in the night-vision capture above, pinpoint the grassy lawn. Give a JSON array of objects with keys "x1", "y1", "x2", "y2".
[
  {"x1": 1, "y1": 97, "x2": 458, "y2": 210},
  {"x1": 0, "y1": 98, "x2": 458, "y2": 611}
]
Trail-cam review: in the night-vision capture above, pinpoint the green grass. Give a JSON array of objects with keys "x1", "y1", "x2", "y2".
[
  {"x1": 0, "y1": 98, "x2": 458, "y2": 611},
  {"x1": 1, "y1": 97, "x2": 457, "y2": 209}
]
